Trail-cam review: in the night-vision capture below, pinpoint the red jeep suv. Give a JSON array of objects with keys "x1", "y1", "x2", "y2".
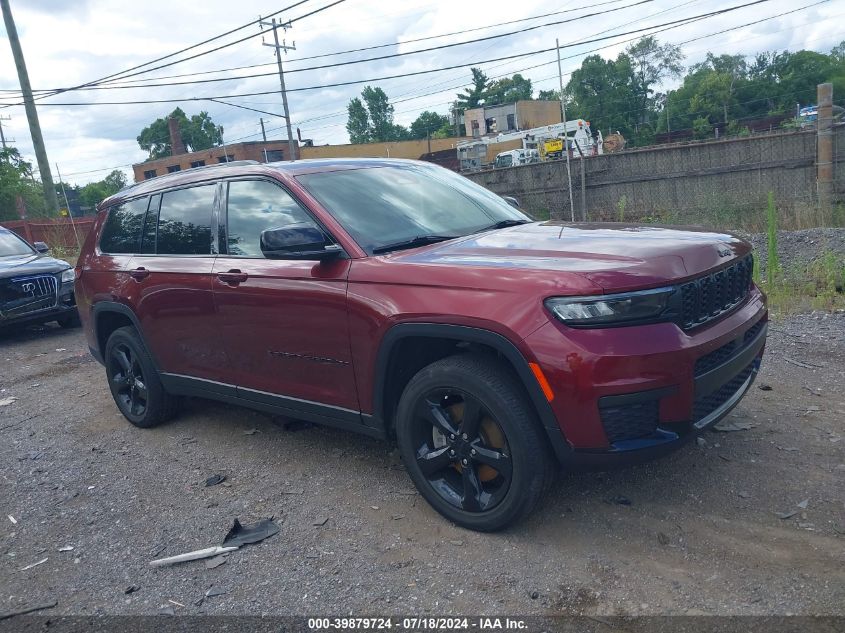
[{"x1": 76, "y1": 158, "x2": 767, "y2": 531}]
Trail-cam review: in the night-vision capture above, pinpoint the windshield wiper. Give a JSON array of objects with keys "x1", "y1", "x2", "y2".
[
  {"x1": 474, "y1": 219, "x2": 530, "y2": 233},
  {"x1": 372, "y1": 235, "x2": 455, "y2": 254}
]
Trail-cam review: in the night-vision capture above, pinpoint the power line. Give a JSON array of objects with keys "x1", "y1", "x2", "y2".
[
  {"x1": 5, "y1": 0, "x2": 656, "y2": 95},
  {"x1": 0, "y1": 0, "x2": 780, "y2": 108},
  {"x1": 0, "y1": 0, "x2": 347, "y2": 107}
]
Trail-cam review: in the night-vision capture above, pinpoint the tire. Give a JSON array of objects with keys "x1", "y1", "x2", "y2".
[
  {"x1": 56, "y1": 312, "x2": 81, "y2": 328},
  {"x1": 395, "y1": 354, "x2": 555, "y2": 532},
  {"x1": 104, "y1": 326, "x2": 179, "y2": 428}
]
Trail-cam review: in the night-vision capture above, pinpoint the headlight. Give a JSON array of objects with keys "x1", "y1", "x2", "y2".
[
  {"x1": 61, "y1": 268, "x2": 75, "y2": 283},
  {"x1": 545, "y1": 287, "x2": 675, "y2": 327}
]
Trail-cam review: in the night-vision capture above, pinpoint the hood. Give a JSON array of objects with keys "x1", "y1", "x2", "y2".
[
  {"x1": 392, "y1": 222, "x2": 751, "y2": 292},
  {"x1": 0, "y1": 253, "x2": 71, "y2": 277}
]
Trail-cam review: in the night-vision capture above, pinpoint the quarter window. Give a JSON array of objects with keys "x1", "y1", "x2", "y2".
[
  {"x1": 156, "y1": 185, "x2": 216, "y2": 255},
  {"x1": 225, "y1": 180, "x2": 317, "y2": 257},
  {"x1": 99, "y1": 197, "x2": 149, "y2": 253}
]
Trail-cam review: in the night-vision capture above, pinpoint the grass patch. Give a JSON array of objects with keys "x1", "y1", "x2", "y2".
[{"x1": 760, "y1": 249, "x2": 845, "y2": 316}]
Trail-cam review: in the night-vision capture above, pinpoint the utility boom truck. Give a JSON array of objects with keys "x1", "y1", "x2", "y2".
[{"x1": 457, "y1": 120, "x2": 602, "y2": 171}]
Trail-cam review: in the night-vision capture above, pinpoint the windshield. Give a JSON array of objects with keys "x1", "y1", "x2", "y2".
[
  {"x1": 496, "y1": 155, "x2": 513, "y2": 168},
  {"x1": 0, "y1": 231, "x2": 34, "y2": 257},
  {"x1": 297, "y1": 163, "x2": 529, "y2": 254}
]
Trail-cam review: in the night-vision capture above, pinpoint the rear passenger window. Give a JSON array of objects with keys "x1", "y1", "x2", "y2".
[
  {"x1": 156, "y1": 185, "x2": 216, "y2": 255},
  {"x1": 99, "y1": 198, "x2": 149, "y2": 253},
  {"x1": 225, "y1": 180, "x2": 317, "y2": 257}
]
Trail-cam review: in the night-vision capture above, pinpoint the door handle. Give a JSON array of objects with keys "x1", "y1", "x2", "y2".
[
  {"x1": 129, "y1": 267, "x2": 150, "y2": 281},
  {"x1": 217, "y1": 269, "x2": 248, "y2": 285}
]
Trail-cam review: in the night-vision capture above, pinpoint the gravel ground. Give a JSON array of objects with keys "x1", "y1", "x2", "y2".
[
  {"x1": 1, "y1": 315, "x2": 843, "y2": 618},
  {"x1": 746, "y1": 228, "x2": 845, "y2": 276}
]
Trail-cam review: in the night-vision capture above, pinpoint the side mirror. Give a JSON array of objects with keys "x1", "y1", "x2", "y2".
[
  {"x1": 33, "y1": 241, "x2": 50, "y2": 254},
  {"x1": 260, "y1": 224, "x2": 342, "y2": 260},
  {"x1": 501, "y1": 196, "x2": 521, "y2": 209}
]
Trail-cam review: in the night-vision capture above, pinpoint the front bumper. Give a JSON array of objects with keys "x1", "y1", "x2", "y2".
[{"x1": 524, "y1": 286, "x2": 767, "y2": 468}]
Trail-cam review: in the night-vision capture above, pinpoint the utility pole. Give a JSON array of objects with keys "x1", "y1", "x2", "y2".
[
  {"x1": 1, "y1": 0, "x2": 59, "y2": 214},
  {"x1": 816, "y1": 83, "x2": 833, "y2": 210},
  {"x1": 0, "y1": 114, "x2": 10, "y2": 149},
  {"x1": 556, "y1": 38, "x2": 575, "y2": 223},
  {"x1": 259, "y1": 118, "x2": 267, "y2": 142},
  {"x1": 261, "y1": 16, "x2": 296, "y2": 161}
]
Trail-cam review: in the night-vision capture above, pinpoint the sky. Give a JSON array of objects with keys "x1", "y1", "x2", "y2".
[{"x1": 0, "y1": 0, "x2": 842, "y2": 185}]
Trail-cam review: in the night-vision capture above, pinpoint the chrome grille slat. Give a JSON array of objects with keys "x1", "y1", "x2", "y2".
[{"x1": 0, "y1": 274, "x2": 59, "y2": 318}]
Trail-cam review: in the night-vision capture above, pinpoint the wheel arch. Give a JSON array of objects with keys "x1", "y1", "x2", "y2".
[
  {"x1": 371, "y1": 323, "x2": 571, "y2": 462},
  {"x1": 91, "y1": 302, "x2": 160, "y2": 370}
]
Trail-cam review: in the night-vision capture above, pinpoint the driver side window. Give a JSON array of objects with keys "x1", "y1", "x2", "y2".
[{"x1": 225, "y1": 180, "x2": 318, "y2": 257}]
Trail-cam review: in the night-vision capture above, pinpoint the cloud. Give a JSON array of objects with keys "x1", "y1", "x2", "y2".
[{"x1": 0, "y1": 0, "x2": 842, "y2": 184}]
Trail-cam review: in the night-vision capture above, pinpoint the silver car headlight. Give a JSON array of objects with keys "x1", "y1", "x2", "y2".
[
  {"x1": 61, "y1": 268, "x2": 75, "y2": 283},
  {"x1": 545, "y1": 287, "x2": 675, "y2": 327}
]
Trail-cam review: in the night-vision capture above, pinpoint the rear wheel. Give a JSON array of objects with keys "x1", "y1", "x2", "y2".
[
  {"x1": 104, "y1": 326, "x2": 178, "y2": 428},
  {"x1": 395, "y1": 354, "x2": 554, "y2": 531}
]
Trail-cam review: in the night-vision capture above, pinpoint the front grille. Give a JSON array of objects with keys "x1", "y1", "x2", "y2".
[
  {"x1": 0, "y1": 275, "x2": 58, "y2": 318},
  {"x1": 680, "y1": 255, "x2": 753, "y2": 329},
  {"x1": 692, "y1": 361, "x2": 755, "y2": 424},
  {"x1": 599, "y1": 400, "x2": 659, "y2": 443}
]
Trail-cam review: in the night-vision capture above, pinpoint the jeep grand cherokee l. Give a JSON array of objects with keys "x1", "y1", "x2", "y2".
[{"x1": 75, "y1": 159, "x2": 767, "y2": 531}]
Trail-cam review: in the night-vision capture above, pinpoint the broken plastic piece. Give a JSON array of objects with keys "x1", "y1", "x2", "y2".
[
  {"x1": 149, "y1": 546, "x2": 238, "y2": 567},
  {"x1": 222, "y1": 518, "x2": 279, "y2": 547},
  {"x1": 205, "y1": 474, "x2": 226, "y2": 487}
]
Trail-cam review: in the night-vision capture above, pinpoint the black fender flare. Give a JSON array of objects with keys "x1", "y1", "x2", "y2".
[
  {"x1": 90, "y1": 301, "x2": 160, "y2": 370},
  {"x1": 371, "y1": 323, "x2": 571, "y2": 463}
]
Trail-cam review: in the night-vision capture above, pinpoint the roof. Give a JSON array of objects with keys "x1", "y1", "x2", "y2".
[{"x1": 101, "y1": 157, "x2": 422, "y2": 209}]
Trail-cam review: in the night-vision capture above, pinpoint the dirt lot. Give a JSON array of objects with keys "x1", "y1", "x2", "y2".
[{"x1": 1, "y1": 313, "x2": 843, "y2": 618}]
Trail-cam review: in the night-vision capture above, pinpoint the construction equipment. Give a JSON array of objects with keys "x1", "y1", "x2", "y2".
[
  {"x1": 458, "y1": 120, "x2": 603, "y2": 171},
  {"x1": 494, "y1": 148, "x2": 540, "y2": 168}
]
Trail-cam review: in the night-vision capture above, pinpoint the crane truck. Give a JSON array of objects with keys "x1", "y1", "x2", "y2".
[{"x1": 457, "y1": 119, "x2": 603, "y2": 171}]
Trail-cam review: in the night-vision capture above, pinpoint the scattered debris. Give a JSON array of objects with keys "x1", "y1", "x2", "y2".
[
  {"x1": 242, "y1": 428, "x2": 260, "y2": 435},
  {"x1": 0, "y1": 397, "x2": 17, "y2": 407},
  {"x1": 20, "y1": 557, "x2": 48, "y2": 571},
  {"x1": 696, "y1": 437, "x2": 707, "y2": 447},
  {"x1": 0, "y1": 601, "x2": 58, "y2": 621},
  {"x1": 797, "y1": 499, "x2": 809, "y2": 510},
  {"x1": 168, "y1": 599, "x2": 184, "y2": 607},
  {"x1": 124, "y1": 586, "x2": 140, "y2": 594},
  {"x1": 657, "y1": 532, "x2": 670, "y2": 546},
  {"x1": 449, "y1": 540, "x2": 464, "y2": 546},
  {"x1": 205, "y1": 555, "x2": 228, "y2": 569},
  {"x1": 777, "y1": 510, "x2": 799, "y2": 520},
  {"x1": 776, "y1": 446, "x2": 799, "y2": 452},
  {"x1": 784, "y1": 357, "x2": 821, "y2": 369},
  {"x1": 757, "y1": 383, "x2": 772, "y2": 391},
  {"x1": 7, "y1": 515, "x2": 17, "y2": 525},
  {"x1": 205, "y1": 474, "x2": 226, "y2": 487},
  {"x1": 718, "y1": 454, "x2": 731, "y2": 462},
  {"x1": 205, "y1": 587, "x2": 227, "y2": 598},
  {"x1": 313, "y1": 516, "x2": 329, "y2": 526},
  {"x1": 713, "y1": 419, "x2": 755, "y2": 432},
  {"x1": 159, "y1": 606, "x2": 175, "y2": 616},
  {"x1": 223, "y1": 518, "x2": 280, "y2": 547},
  {"x1": 370, "y1": 505, "x2": 380, "y2": 510},
  {"x1": 150, "y1": 546, "x2": 238, "y2": 567},
  {"x1": 529, "y1": 591, "x2": 539, "y2": 600},
  {"x1": 391, "y1": 514, "x2": 405, "y2": 521},
  {"x1": 54, "y1": 348, "x2": 67, "y2": 352},
  {"x1": 610, "y1": 495, "x2": 632, "y2": 506},
  {"x1": 282, "y1": 488, "x2": 304, "y2": 495},
  {"x1": 58, "y1": 546, "x2": 74, "y2": 552},
  {"x1": 738, "y1": 491, "x2": 750, "y2": 499}
]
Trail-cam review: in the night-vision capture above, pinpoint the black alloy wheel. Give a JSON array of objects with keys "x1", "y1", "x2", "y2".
[
  {"x1": 104, "y1": 326, "x2": 178, "y2": 428},
  {"x1": 109, "y1": 341, "x2": 148, "y2": 418},
  {"x1": 396, "y1": 354, "x2": 554, "y2": 531},
  {"x1": 412, "y1": 388, "x2": 512, "y2": 513}
]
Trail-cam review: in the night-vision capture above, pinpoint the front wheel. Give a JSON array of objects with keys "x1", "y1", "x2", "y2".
[{"x1": 395, "y1": 354, "x2": 555, "y2": 531}]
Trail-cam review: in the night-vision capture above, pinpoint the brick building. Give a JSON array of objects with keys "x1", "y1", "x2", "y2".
[{"x1": 462, "y1": 100, "x2": 561, "y2": 138}]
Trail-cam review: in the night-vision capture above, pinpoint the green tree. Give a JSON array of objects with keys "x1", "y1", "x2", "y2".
[
  {"x1": 345, "y1": 87, "x2": 408, "y2": 143},
  {"x1": 137, "y1": 107, "x2": 224, "y2": 159},
  {"x1": 456, "y1": 68, "x2": 489, "y2": 111},
  {"x1": 0, "y1": 147, "x2": 48, "y2": 221},
  {"x1": 409, "y1": 111, "x2": 450, "y2": 140},
  {"x1": 537, "y1": 89, "x2": 560, "y2": 101},
  {"x1": 566, "y1": 54, "x2": 636, "y2": 138},
  {"x1": 77, "y1": 170, "x2": 128, "y2": 210},
  {"x1": 483, "y1": 73, "x2": 533, "y2": 105}
]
